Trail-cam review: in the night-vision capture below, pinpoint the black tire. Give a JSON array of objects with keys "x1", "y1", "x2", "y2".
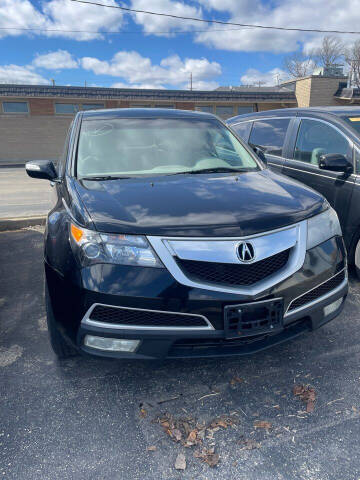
[
  {"x1": 45, "y1": 284, "x2": 78, "y2": 359},
  {"x1": 354, "y1": 236, "x2": 360, "y2": 280}
]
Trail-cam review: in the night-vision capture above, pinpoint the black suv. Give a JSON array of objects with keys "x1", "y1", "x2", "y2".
[
  {"x1": 227, "y1": 107, "x2": 360, "y2": 274},
  {"x1": 26, "y1": 108, "x2": 347, "y2": 360}
]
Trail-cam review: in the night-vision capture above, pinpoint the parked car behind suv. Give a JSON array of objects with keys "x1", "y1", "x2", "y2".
[
  {"x1": 26, "y1": 108, "x2": 347, "y2": 360},
  {"x1": 227, "y1": 107, "x2": 360, "y2": 275}
]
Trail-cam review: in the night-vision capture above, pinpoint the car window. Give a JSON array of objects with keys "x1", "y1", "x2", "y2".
[
  {"x1": 294, "y1": 119, "x2": 350, "y2": 165},
  {"x1": 76, "y1": 118, "x2": 259, "y2": 177},
  {"x1": 248, "y1": 118, "x2": 290, "y2": 157},
  {"x1": 230, "y1": 122, "x2": 252, "y2": 142}
]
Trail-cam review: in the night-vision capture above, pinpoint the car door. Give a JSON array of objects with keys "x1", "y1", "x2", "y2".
[
  {"x1": 283, "y1": 117, "x2": 356, "y2": 233},
  {"x1": 247, "y1": 117, "x2": 292, "y2": 174}
]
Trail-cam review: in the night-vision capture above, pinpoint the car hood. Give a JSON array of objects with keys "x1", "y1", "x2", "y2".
[{"x1": 74, "y1": 169, "x2": 326, "y2": 237}]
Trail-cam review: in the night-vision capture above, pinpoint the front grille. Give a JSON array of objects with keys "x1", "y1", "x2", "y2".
[
  {"x1": 176, "y1": 249, "x2": 290, "y2": 287},
  {"x1": 88, "y1": 305, "x2": 208, "y2": 328},
  {"x1": 287, "y1": 269, "x2": 346, "y2": 312}
]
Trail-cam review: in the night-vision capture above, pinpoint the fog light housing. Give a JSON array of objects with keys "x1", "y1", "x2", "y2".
[
  {"x1": 84, "y1": 335, "x2": 140, "y2": 352},
  {"x1": 323, "y1": 297, "x2": 343, "y2": 317}
]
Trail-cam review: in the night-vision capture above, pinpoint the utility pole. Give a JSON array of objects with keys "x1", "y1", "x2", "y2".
[
  {"x1": 274, "y1": 73, "x2": 281, "y2": 86},
  {"x1": 84, "y1": 80, "x2": 87, "y2": 87},
  {"x1": 190, "y1": 72, "x2": 193, "y2": 91},
  {"x1": 51, "y1": 79, "x2": 55, "y2": 86}
]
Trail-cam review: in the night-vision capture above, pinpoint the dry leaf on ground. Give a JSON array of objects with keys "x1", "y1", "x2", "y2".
[
  {"x1": 254, "y1": 420, "x2": 272, "y2": 430},
  {"x1": 230, "y1": 376, "x2": 244, "y2": 385},
  {"x1": 194, "y1": 447, "x2": 220, "y2": 467},
  {"x1": 175, "y1": 453, "x2": 186, "y2": 470},
  {"x1": 239, "y1": 439, "x2": 261, "y2": 450},
  {"x1": 293, "y1": 385, "x2": 316, "y2": 413},
  {"x1": 140, "y1": 408, "x2": 147, "y2": 418},
  {"x1": 147, "y1": 446, "x2": 156, "y2": 452}
]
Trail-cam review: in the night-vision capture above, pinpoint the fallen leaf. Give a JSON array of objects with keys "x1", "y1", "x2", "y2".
[
  {"x1": 187, "y1": 430, "x2": 197, "y2": 442},
  {"x1": 293, "y1": 384, "x2": 316, "y2": 413},
  {"x1": 173, "y1": 429, "x2": 182, "y2": 442},
  {"x1": 230, "y1": 376, "x2": 244, "y2": 385},
  {"x1": 147, "y1": 446, "x2": 156, "y2": 452},
  {"x1": 175, "y1": 453, "x2": 186, "y2": 470},
  {"x1": 194, "y1": 448, "x2": 220, "y2": 467},
  {"x1": 140, "y1": 408, "x2": 147, "y2": 418},
  {"x1": 254, "y1": 420, "x2": 272, "y2": 430},
  {"x1": 239, "y1": 439, "x2": 261, "y2": 450}
]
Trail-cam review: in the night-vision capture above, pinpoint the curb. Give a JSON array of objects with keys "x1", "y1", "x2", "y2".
[
  {"x1": 0, "y1": 163, "x2": 25, "y2": 168},
  {"x1": 0, "y1": 216, "x2": 46, "y2": 232}
]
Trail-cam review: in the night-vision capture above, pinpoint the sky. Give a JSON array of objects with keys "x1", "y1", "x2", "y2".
[{"x1": 0, "y1": 0, "x2": 360, "y2": 90}]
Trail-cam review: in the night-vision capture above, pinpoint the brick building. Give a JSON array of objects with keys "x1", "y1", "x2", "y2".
[
  {"x1": 0, "y1": 84, "x2": 296, "y2": 163},
  {"x1": 1, "y1": 76, "x2": 359, "y2": 164}
]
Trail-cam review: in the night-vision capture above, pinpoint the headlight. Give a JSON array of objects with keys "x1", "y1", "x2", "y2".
[
  {"x1": 70, "y1": 223, "x2": 163, "y2": 268},
  {"x1": 307, "y1": 207, "x2": 342, "y2": 250}
]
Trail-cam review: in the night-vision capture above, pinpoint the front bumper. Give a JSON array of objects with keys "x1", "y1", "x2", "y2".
[{"x1": 46, "y1": 236, "x2": 348, "y2": 360}]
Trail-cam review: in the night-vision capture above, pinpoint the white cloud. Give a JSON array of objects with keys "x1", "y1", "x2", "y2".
[
  {"x1": 240, "y1": 68, "x2": 289, "y2": 86},
  {"x1": 196, "y1": 0, "x2": 360, "y2": 53},
  {"x1": 130, "y1": 0, "x2": 203, "y2": 36},
  {"x1": 81, "y1": 51, "x2": 222, "y2": 89},
  {"x1": 32, "y1": 50, "x2": 78, "y2": 70},
  {"x1": 0, "y1": 65, "x2": 49, "y2": 84},
  {"x1": 0, "y1": 0, "x2": 124, "y2": 41}
]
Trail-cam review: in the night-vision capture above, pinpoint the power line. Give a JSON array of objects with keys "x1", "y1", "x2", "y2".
[{"x1": 71, "y1": 0, "x2": 360, "y2": 35}]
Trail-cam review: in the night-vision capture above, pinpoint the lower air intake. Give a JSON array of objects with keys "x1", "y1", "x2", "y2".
[{"x1": 88, "y1": 305, "x2": 209, "y2": 328}]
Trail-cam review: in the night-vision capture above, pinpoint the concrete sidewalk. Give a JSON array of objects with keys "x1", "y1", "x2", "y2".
[{"x1": 0, "y1": 166, "x2": 51, "y2": 223}]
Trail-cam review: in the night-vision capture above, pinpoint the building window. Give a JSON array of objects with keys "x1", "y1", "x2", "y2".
[
  {"x1": 82, "y1": 104, "x2": 104, "y2": 110},
  {"x1": 215, "y1": 105, "x2": 234, "y2": 118},
  {"x1": 55, "y1": 103, "x2": 79, "y2": 114},
  {"x1": 2, "y1": 102, "x2": 28, "y2": 113},
  {"x1": 154, "y1": 105, "x2": 174, "y2": 109},
  {"x1": 196, "y1": 105, "x2": 214, "y2": 113},
  {"x1": 237, "y1": 105, "x2": 254, "y2": 115},
  {"x1": 130, "y1": 104, "x2": 152, "y2": 108}
]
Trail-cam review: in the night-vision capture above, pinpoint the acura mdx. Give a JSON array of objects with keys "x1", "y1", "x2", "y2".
[{"x1": 26, "y1": 108, "x2": 348, "y2": 359}]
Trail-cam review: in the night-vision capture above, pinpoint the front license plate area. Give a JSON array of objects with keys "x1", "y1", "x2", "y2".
[{"x1": 224, "y1": 299, "x2": 284, "y2": 339}]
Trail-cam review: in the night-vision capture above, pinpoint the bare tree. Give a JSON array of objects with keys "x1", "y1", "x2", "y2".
[
  {"x1": 311, "y1": 36, "x2": 344, "y2": 67},
  {"x1": 345, "y1": 40, "x2": 360, "y2": 88},
  {"x1": 283, "y1": 52, "x2": 315, "y2": 78}
]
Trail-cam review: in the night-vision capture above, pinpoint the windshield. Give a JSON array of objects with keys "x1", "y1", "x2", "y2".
[
  {"x1": 342, "y1": 115, "x2": 360, "y2": 135},
  {"x1": 76, "y1": 117, "x2": 259, "y2": 178}
]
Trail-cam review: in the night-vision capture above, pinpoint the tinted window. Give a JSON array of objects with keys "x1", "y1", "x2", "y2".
[
  {"x1": 82, "y1": 104, "x2": 104, "y2": 110},
  {"x1": 231, "y1": 122, "x2": 252, "y2": 142},
  {"x1": 294, "y1": 119, "x2": 350, "y2": 165},
  {"x1": 249, "y1": 118, "x2": 290, "y2": 156},
  {"x1": 3, "y1": 102, "x2": 28, "y2": 113},
  {"x1": 341, "y1": 115, "x2": 360, "y2": 135},
  {"x1": 55, "y1": 103, "x2": 78, "y2": 114},
  {"x1": 216, "y1": 106, "x2": 234, "y2": 118},
  {"x1": 237, "y1": 106, "x2": 254, "y2": 115},
  {"x1": 196, "y1": 105, "x2": 213, "y2": 113},
  {"x1": 77, "y1": 118, "x2": 259, "y2": 177}
]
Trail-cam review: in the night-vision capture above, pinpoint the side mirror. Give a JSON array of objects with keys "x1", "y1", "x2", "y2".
[
  {"x1": 319, "y1": 154, "x2": 353, "y2": 174},
  {"x1": 252, "y1": 146, "x2": 267, "y2": 164},
  {"x1": 25, "y1": 160, "x2": 58, "y2": 181}
]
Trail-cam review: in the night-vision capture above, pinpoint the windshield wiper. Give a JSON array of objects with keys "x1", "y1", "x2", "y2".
[
  {"x1": 80, "y1": 175, "x2": 130, "y2": 181},
  {"x1": 185, "y1": 167, "x2": 251, "y2": 174}
]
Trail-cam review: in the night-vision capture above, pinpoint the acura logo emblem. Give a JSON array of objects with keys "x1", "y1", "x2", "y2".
[{"x1": 237, "y1": 242, "x2": 255, "y2": 262}]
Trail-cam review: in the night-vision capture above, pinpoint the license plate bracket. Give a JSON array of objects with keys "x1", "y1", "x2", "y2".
[{"x1": 224, "y1": 298, "x2": 284, "y2": 339}]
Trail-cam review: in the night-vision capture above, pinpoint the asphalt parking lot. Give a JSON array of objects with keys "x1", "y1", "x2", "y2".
[{"x1": 1, "y1": 228, "x2": 360, "y2": 480}]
